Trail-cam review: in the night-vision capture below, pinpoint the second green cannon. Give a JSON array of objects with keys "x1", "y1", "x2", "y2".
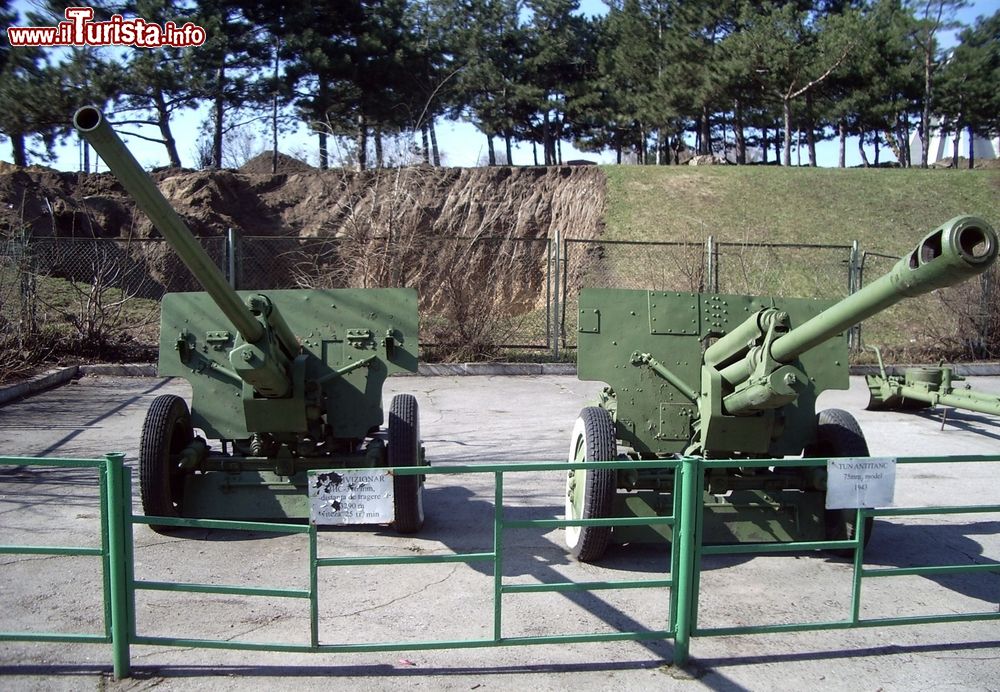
[{"x1": 567, "y1": 216, "x2": 998, "y2": 561}]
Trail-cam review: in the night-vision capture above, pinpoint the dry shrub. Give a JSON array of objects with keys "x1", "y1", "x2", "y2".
[
  {"x1": 922, "y1": 266, "x2": 999, "y2": 361},
  {"x1": 287, "y1": 167, "x2": 546, "y2": 361}
]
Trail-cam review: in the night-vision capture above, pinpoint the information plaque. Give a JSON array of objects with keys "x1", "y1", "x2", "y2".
[
  {"x1": 826, "y1": 457, "x2": 896, "y2": 509},
  {"x1": 308, "y1": 469, "x2": 394, "y2": 525}
]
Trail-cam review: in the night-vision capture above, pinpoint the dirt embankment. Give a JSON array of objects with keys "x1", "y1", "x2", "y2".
[
  {"x1": 0, "y1": 160, "x2": 607, "y2": 361},
  {"x1": 0, "y1": 159, "x2": 606, "y2": 243}
]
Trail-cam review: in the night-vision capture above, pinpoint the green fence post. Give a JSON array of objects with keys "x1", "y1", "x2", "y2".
[
  {"x1": 672, "y1": 456, "x2": 698, "y2": 667},
  {"x1": 104, "y1": 452, "x2": 131, "y2": 679}
]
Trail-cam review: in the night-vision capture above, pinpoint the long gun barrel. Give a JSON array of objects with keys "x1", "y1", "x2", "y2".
[
  {"x1": 719, "y1": 216, "x2": 998, "y2": 384},
  {"x1": 73, "y1": 106, "x2": 265, "y2": 344},
  {"x1": 74, "y1": 106, "x2": 296, "y2": 398}
]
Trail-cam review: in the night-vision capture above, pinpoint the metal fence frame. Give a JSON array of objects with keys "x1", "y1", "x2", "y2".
[
  {"x1": 4, "y1": 452, "x2": 1000, "y2": 680},
  {"x1": 3, "y1": 233, "x2": 866, "y2": 360}
]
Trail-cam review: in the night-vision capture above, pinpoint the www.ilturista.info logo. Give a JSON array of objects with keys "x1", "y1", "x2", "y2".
[{"x1": 7, "y1": 7, "x2": 206, "y2": 48}]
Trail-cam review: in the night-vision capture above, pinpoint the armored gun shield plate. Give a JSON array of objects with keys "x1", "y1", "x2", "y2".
[
  {"x1": 576, "y1": 288, "x2": 849, "y2": 457},
  {"x1": 159, "y1": 287, "x2": 419, "y2": 441}
]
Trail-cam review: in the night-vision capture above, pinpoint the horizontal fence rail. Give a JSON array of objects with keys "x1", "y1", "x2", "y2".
[
  {"x1": 690, "y1": 454, "x2": 1000, "y2": 639},
  {"x1": 2, "y1": 453, "x2": 1000, "y2": 678},
  {"x1": 121, "y1": 459, "x2": 683, "y2": 670},
  {"x1": 15, "y1": 234, "x2": 994, "y2": 368}
]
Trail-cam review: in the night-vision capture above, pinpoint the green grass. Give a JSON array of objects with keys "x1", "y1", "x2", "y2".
[
  {"x1": 598, "y1": 165, "x2": 1000, "y2": 362},
  {"x1": 602, "y1": 166, "x2": 1000, "y2": 252},
  {"x1": 1, "y1": 267, "x2": 160, "y2": 358}
]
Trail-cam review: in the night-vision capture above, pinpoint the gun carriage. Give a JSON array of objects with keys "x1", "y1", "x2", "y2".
[
  {"x1": 567, "y1": 216, "x2": 998, "y2": 561},
  {"x1": 74, "y1": 106, "x2": 425, "y2": 532}
]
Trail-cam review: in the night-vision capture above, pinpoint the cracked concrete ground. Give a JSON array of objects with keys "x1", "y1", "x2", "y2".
[{"x1": 1, "y1": 374, "x2": 999, "y2": 691}]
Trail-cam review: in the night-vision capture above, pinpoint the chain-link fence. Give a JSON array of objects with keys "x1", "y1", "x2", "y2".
[
  {"x1": 558, "y1": 238, "x2": 856, "y2": 351},
  {"x1": 0, "y1": 235, "x2": 226, "y2": 380},
  {"x1": 859, "y1": 251, "x2": 1000, "y2": 362},
  {"x1": 238, "y1": 235, "x2": 552, "y2": 358},
  {"x1": 12, "y1": 231, "x2": 972, "y2": 377},
  {"x1": 561, "y1": 239, "x2": 705, "y2": 349},
  {"x1": 713, "y1": 243, "x2": 852, "y2": 299}
]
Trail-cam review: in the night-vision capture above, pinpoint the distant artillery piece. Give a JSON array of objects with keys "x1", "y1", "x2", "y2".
[{"x1": 865, "y1": 347, "x2": 1000, "y2": 422}]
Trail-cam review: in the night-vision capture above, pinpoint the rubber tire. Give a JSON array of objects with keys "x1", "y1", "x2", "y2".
[
  {"x1": 140, "y1": 394, "x2": 193, "y2": 531},
  {"x1": 805, "y1": 408, "x2": 876, "y2": 556},
  {"x1": 389, "y1": 393, "x2": 424, "y2": 534},
  {"x1": 565, "y1": 407, "x2": 618, "y2": 563}
]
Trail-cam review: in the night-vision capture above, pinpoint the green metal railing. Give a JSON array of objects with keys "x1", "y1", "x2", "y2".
[
  {"x1": 690, "y1": 454, "x2": 1000, "y2": 641},
  {"x1": 0, "y1": 454, "x2": 126, "y2": 655},
  {"x1": 3, "y1": 452, "x2": 1000, "y2": 680},
  {"x1": 118, "y1": 459, "x2": 682, "y2": 675}
]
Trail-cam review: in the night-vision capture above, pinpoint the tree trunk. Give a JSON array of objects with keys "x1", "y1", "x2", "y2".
[
  {"x1": 967, "y1": 124, "x2": 975, "y2": 169},
  {"x1": 212, "y1": 63, "x2": 225, "y2": 169},
  {"x1": 153, "y1": 92, "x2": 182, "y2": 168},
  {"x1": 505, "y1": 132, "x2": 513, "y2": 165},
  {"x1": 838, "y1": 120, "x2": 847, "y2": 168},
  {"x1": 374, "y1": 127, "x2": 383, "y2": 168},
  {"x1": 532, "y1": 141, "x2": 538, "y2": 166},
  {"x1": 272, "y1": 36, "x2": 280, "y2": 175},
  {"x1": 542, "y1": 112, "x2": 551, "y2": 165},
  {"x1": 857, "y1": 128, "x2": 871, "y2": 167},
  {"x1": 430, "y1": 121, "x2": 440, "y2": 166},
  {"x1": 487, "y1": 135, "x2": 496, "y2": 166},
  {"x1": 10, "y1": 134, "x2": 26, "y2": 167},
  {"x1": 734, "y1": 100, "x2": 746, "y2": 165},
  {"x1": 318, "y1": 131, "x2": 328, "y2": 170},
  {"x1": 782, "y1": 98, "x2": 792, "y2": 167},
  {"x1": 356, "y1": 115, "x2": 367, "y2": 171},
  {"x1": 421, "y1": 124, "x2": 430, "y2": 164},
  {"x1": 556, "y1": 136, "x2": 562, "y2": 165},
  {"x1": 951, "y1": 119, "x2": 960, "y2": 166},
  {"x1": 615, "y1": 143, "x2": 621, "y2": 165},
  {"x1": 761, "y1": 128, "x2": 768, "y2": 164},
  {"x1": 873, "y1": 137, "x2": 880, "y2": 166},
  {"x1": 921, "y1": 50, "x2": 932, "y2": 168},
  {"x1": 317, "y1": 80, "x2": 329, "y2": 169},
  {"x1": 700, "y1": 105, "x2": 711, "y2": 155},
  {"x1": 899, "y1": 115, "x2": 911, "y2": 167}
]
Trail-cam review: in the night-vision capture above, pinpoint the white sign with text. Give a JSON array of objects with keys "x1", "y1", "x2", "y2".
[
  {"x1": 309, "y1": 469, "x2": 394, "y2": 525},
  {"x1": 826, "y1": 457, "x2": 896, "y2": 509}
]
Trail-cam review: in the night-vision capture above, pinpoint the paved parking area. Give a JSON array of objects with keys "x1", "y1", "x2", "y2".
[{"x1": 1, "y1": 374, "x2": 999, "y2": 690}]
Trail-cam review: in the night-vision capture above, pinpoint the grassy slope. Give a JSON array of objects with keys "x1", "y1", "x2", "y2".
[
  {"x1": 600, "y1": 165, "x2": 1000, "y2": 362},
  {"x1": 603, "y1": 165, "x2": 1000, "y2": 251}
]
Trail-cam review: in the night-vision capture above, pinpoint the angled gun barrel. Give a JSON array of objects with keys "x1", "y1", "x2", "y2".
[
  {"x1": 720, "y1": 216, "x2": 998, "y2": 384},
  {"x1": 73, "y1": 106, "x2": 265, "y2": 345}
]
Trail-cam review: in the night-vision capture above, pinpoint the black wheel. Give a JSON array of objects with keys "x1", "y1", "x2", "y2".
[
  {"x1": 805, "y1": 408, "x2": 876, "y2": 556},
  {"x1": 389, "y1": 393, "x2": 423, "y2": 534},
  {"x1": 565, "y1": 406, "x2": 618, "y2": 562},
  {"x1": 140, "y1": 394, "x2": 193, "y2": 530}
]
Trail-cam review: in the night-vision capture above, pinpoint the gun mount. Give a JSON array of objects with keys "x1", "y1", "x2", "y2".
[
  {"x1": 566, "y1": 216, "x2": 998, "y2": 561},
  {"x1": 74, "y1": 106, "x2": 425, "y2": 532},
  {"x1": 865, "y1": 348, "x2": 1000, "y2": 418}
]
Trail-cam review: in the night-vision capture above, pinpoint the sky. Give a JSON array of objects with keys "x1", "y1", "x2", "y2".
[{"x1": 2, "y1": 0, "x2": 998, "y2": 171}]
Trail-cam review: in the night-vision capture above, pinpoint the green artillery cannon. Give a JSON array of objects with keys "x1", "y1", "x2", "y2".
[
  {"x1": 74, "y1": 106, "x2": 425, "y2": 532},
  {"x1": 567, "y1": 216, "x2": 998, "y2": 561},
  {"x1": 865, "y1": 349, "x2": 1000, "y2": 418}
]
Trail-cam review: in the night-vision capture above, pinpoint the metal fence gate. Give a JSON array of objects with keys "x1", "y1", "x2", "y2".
[{"x1": 3, "y1": 452, "x2": 1000, "y2": 680}]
